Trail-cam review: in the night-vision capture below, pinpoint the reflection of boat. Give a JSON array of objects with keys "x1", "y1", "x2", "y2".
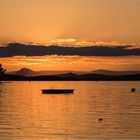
[{"x1": 42, "y1": 89, "x2": 74, "y2": 94}]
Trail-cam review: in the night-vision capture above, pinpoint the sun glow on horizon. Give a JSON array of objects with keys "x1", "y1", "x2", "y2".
[
  {"x1": 1, "y1": 39, "x2": 138, "y2": 48},
  {"x1": 1, "y1": 55, "x2": 140, "y2": 72},
  {"x1": 48, "y1": 39, "x2": 133, "y2": 47}
]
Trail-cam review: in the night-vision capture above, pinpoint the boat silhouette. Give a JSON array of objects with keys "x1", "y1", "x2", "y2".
[{"x1": 42, "y1": 89, "x2": 74, "y2": 94}]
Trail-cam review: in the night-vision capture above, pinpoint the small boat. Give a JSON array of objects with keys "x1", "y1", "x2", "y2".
[
  {"x1": 98, "y1": 118, "x2": 103, "y2": 121},
  {"x1": 42, "y1": 89, "x2": 74, "y2": 94},
  {"x1": 131, "y1": 88, "x2": 136, "y2": 93}
]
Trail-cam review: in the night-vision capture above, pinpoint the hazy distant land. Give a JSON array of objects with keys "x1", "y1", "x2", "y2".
[
  {"x1": 7, "y1": 68, "x2": 140, "y2": 77},
  {"x1": 1, "y1": 68, "x2": 140, "y2": 81}
]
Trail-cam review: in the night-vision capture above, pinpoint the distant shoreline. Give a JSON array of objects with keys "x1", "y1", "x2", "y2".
[{"x1": 1, "y1": 73, "x2": 140, "y2": 81}]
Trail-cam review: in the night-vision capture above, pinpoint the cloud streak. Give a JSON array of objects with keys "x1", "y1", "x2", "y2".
[{"x1": 0, "y1": 43, "x2": 140, "y2": 57}]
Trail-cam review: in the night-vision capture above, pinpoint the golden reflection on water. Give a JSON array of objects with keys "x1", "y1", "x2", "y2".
[{"x1": 0, "y1": 81, "x2": 140, "y2": 139}]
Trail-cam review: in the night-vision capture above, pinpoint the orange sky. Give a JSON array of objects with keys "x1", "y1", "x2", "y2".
[
  {"x1": 0, "y1": 0, "x2": 140, "y2": 71},
  {"x1": 1, "y1": 55, "x2": 140, "y2": 72},
  {"x1": 0, "y1": 0, "x2": 140, "y2": 44}
]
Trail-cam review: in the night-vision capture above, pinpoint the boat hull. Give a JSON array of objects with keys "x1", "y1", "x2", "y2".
[{"x1": 42, "y1": 89, "x2": 74, "y2": 94}]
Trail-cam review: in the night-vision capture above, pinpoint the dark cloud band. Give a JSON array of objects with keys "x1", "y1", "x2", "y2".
[{"x1": 0, "y1": 43, "x2": 140, "y2": 57}]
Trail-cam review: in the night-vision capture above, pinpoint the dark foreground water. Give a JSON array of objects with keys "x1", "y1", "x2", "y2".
[{"x1": 0, "y1": 81, "x2": 140, "y2": 140}]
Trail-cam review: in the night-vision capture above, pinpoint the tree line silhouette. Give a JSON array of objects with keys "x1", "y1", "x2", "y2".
[{"x1": 0, "y1": 64, "x2": 6, "y2": 76}]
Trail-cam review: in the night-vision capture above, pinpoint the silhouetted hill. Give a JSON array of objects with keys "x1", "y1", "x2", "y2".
[
  {"x1": 8, "y1": 68, "x2": 40, "y2": 76},
  {"x1": 16, "y1": 68, "x2": 35, "y2": 76},
  {"x1": 8, "y1": 68, "x2": 75, "y2": 76},
  {"x1": 91, "y1": 69, "x2": 140, "y2": 76}
]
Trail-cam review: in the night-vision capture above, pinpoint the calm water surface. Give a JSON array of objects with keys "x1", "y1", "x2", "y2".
[{"x1": 0, "y1": 81, "x2": 140, "y2": 139}]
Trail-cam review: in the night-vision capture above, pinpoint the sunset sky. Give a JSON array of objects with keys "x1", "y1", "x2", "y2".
[{"x1": 0, "y1": 0, "x2": 140, "y2": 72}]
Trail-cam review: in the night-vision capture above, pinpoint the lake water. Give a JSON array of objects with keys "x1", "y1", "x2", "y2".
[{"x1": 0, "y1": 81, "x2": 140, "y2": 139}]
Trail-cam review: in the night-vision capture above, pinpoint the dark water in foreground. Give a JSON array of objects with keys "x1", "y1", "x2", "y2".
[{"x1": 0, "y1": 81, "x2": 140, "y2": 139}]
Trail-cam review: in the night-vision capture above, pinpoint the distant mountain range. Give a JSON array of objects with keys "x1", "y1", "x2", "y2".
[
  {"x1": 7, "y1": 68, "x2": 74, "y2": 76},
  {"x1": 7, "y1": 68, "x2": 140, "y2": 77}
]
